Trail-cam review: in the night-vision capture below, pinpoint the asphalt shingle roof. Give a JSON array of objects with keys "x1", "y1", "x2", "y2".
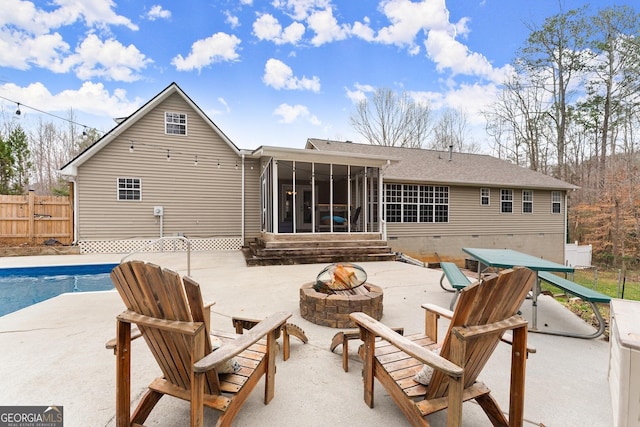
[{"x1": 307, "y1": 138, "x2": 578, "y2": 190}]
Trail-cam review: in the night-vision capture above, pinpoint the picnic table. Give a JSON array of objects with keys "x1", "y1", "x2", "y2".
[{"x1": 462, "y1": 248, "x2": 575, "y2": 332}]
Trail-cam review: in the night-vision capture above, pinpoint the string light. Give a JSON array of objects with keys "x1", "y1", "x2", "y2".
[
  {"x1": 0, "y1": 95, "x2": 101, "y2": 135},
  {"x1": 121, "y1": 139, "x2": 247, "y2": 169}
]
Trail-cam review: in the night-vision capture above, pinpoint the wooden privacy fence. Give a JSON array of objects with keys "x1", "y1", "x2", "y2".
[{"x1": 0, "y1": 191, "x2": 73, "y2": 245}]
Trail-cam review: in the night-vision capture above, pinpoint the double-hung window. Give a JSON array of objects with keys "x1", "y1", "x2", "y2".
[
  {"x1": 165, "y1": 112, "x2": 187, "y2": 135},
  {"x1": 118, "y1": 178, "x2": 141, "y2": 201},
  {"x1": 522, "y1": 190, "x2": 533, "y2": 213},
  {"x1": 552, "y1": 191, "x2": 562, "y2": 214},
  {"x1": 500, "y1": 189, "x2": 513, "y2": 213},
  {"x1": 480, "y1": 188, "x2": 490, "y2": 206}
]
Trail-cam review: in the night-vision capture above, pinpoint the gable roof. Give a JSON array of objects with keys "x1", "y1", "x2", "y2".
[
  {"x1": 306, "y1": 138, "x2": 578, "y2": 191},
  {"x1": 59, "y1": 82, "x2": 241, "y2": 177}
]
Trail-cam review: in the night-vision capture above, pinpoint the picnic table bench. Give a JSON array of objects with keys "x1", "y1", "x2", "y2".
[
  {"x1": 537, "y1": 271, "x2": 611, "y2": 339},
  {"x1": 438, "y1": 262, "x2": 473, "y2": 309}
]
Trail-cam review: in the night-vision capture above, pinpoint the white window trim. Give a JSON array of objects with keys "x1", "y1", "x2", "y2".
[
  {"x1": 117, "y1": 177, "x2": 142, "y2": 201},
  {"x1": 165, "y1": 111, "x2": 187, "y2": 135},
  {"x1": 551, "y1": 191, "x2": 562, "y2": 214},
  {"x1": 480, "y1": 187, "x2": 490, "y2": 206},
  {"x1": 500, "y1": 189, "x2": 513, "y2": 214},
  {"x1": 522, "y1": 190, "x2": 533, "y2": 214}
]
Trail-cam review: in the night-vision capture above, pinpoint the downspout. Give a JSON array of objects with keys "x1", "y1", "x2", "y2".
[
  {"x1": 272, "y1": 160, "x2": 278, "y2": 234},
  {"x1": 564, "y1": 191, "x2": 569, "y2": 265},
  {"x1": 241, "y1": 154, "x2": 245, "y2": 244},
  {"x1": 380, "y1": 163, "x2": 386, "y2": 240},
  {"x1": 72, "y1": 179, "x2": 78, "y2": 245}
]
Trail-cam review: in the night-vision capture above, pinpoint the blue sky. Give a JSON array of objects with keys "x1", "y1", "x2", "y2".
[{"x1": 0, "y1": 0, "x2": 627, "y2": 152}]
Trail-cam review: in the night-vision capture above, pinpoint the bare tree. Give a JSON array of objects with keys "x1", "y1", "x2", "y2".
[
  {"x1": 350, "y1": 87, "x2": 432, "y2": 148},
  {"x1": 429, "y1": 108, "x2": 480, "y2": 153},
  {"x1": 518, "y1": 6, "x2": 590, "y2": 180},
  {"x1": 585, "y1": 4, "x2": 640, "y2": 187},
  {"x1": 484, "y1": 71, "x2": 554, "y2": 171}
]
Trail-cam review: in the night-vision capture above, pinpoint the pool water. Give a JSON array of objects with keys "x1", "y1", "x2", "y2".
[{"x1": 0, "y1": 263, "x2": 118, "y2": 316}]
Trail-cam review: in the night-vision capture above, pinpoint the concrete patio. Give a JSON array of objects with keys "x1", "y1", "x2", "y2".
[{"x1": 0, "y1": 251, "x2": 613, "y2": 426}]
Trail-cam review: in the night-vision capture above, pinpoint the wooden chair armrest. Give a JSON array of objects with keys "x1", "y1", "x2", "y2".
[
  {"x1": 421, "y1": 303, "x2": 454, "y2": 342},
  {"x1": 453, "y1": 316, "x2": 528, "y2": 341},
  {"x1": 421, "y1": 303, "x2": 453, "y2": 319},
  {"x1": 105, "y1": 327, "x2": 143, "y2": 352},
  {"x1": 117, "y1": 310, "x2": 204, "y2": 335},
  {"x1": 350, "y1": 312, "x2": 463, "y2": 378},
  {"x1": 194, "y1": 311, "x2": 292, "y2": 373}
]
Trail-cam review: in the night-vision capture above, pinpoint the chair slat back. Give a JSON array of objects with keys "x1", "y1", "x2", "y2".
[
  {"x1": 111, "y1": 261, "x2": 219, "y2": 394},
  {"x1": 426, "y1": 267, "x2": 535, "y2": 399}
]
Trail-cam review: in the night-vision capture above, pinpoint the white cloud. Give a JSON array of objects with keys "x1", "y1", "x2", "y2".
[
  {"x1": 424, "y1": 29, "x2": 509, "y2": 82},
  {"x1": 263, "y1": 58, "x2": 320, "y2": 92},
  {"x1": 172, "y1": 32, "x2": 241, "y2": 71},
  {"x1": 146, "y1": 5, "x2": 171, "y2": 21},
  {"x1": 273, "y1": 103, "x2": 320, "y2": 125},
  {"x1": 373, "y1": 0, "x2": 450, "y2": 52},
  {"x1": 51, "y1": 0, "x2": 139, "y2": 31},
  {"x1": 0, "y1": 81, "x2": 142, "y2": 118},
  {"x1": 345, "y1": 83, "x2": 375, "y2": 103},
  {"x1": 307, "y1": 7, "x2": 350, "y2": 46},
  {"x1": 252, "y1": 13, "x2": 305, "y2": 45},
  {"x1": 67, "y1": 34, "x2": 151, "y2": 81},
  {"x1": 351, "y1": 18, "x2": 375, "y2": 42},
  {"x1": 225, "y1": 11, "x2": 240, "y2": 29},
  {"x1": 272, "y1": 0, "x2": 331, "y2": 21},
  {"x1": 443, "y1": 83, "x2": 500, "y2": 125},
  {"x1": 0, "y1": 31, "x2": 70, "y2": 70},
  {"x1": 0, "y1": 0, "x2": 140, "y2": 75}
]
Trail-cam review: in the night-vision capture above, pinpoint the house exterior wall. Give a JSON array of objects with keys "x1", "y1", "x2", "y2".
[
  {"x1": 385, "y1": 185, "x2": 567, "y2": 264},
  {"x1": 75, "y1": 93, "x2": 248, "y2": 247},
  {"x1": 243, "y1": 156, "x2": 262, "y2": 240}
]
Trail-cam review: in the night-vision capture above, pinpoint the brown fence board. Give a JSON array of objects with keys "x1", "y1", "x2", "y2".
[{"x1": 0, "y1": 192, "x2": 73, "y2": 245}]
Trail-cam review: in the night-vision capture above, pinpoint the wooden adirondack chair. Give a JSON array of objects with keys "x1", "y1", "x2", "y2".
[
  {"x1": 110, "y1": 260, "x2": 292, "y2": 427},
  {"x1": 350, "y1": 267, "x2": 536, "y2": 427}
]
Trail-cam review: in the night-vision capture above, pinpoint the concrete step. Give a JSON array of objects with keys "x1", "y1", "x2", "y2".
[
  {"x1": 261, "y1": 239, "x2": 389, "y2": 249},
  {"x1": 254, "y1": 246, "x2": 393, "y2": 257},
  {"x1": 243, "y1": 237, "x2": 396, "y2": 266}
]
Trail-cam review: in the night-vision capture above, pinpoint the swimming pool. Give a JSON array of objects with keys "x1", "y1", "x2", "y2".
[{"x1": 0, "y1": 263, "x2": 118, "y2": 316}]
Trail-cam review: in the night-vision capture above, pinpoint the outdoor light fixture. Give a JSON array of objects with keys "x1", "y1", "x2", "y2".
[
  {"x1": 194, "y1": 155, "x2": 198, "y2": 166},
  {"x1": 166, "y1": 149, "x2": 171, "y2": 161},
  {"x1": 129, "y1": 141, "x2": 134, "y2": 153},
  {"x1": 15, "y1": 103, "x2": 21, "y2": 116},
  {"x1": 217, "y1": 159, "x2": 220, "y2": 168}
]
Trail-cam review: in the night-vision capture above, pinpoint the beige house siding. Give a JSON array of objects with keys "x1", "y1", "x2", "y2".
[
  {"x1": 242, "y1": 157, "x2": 262, "y2": 240},
  {"x1": 385, "y1": 185, "x2": 566, "y2": 263},
  {"x1": 76, "y1": 93, "x2": 244, "y2": 242}
]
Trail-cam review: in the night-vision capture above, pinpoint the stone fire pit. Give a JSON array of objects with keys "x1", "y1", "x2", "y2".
[
  {"x1": 299, "y1": 282, "x2": 383, "y2": 328},
  {"x1": 299, "y1": 263, "x2": 383, "y2": 328}
]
